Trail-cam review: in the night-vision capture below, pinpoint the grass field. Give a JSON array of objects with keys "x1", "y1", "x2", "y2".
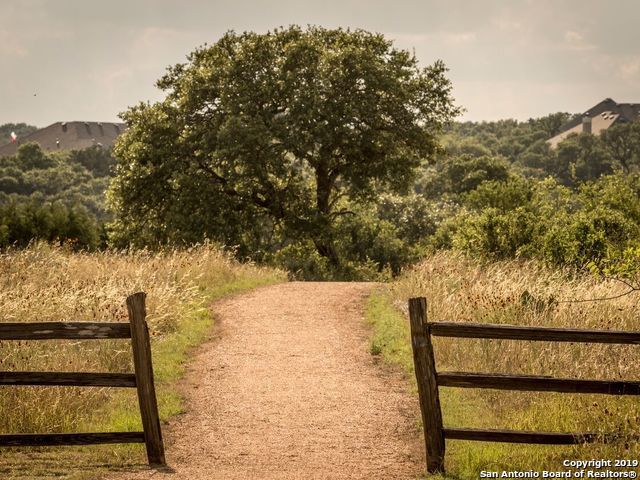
[
  {"x1": 367, "y1": 252, "x2": 640, "y2": 478},
  {"x1": 0, "y1": 243, "x2": 286, "y2": 480}
]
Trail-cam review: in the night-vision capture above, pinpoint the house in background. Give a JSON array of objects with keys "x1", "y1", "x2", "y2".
[
  {"x1": 547, "y1": 98, "x2": 640, "y2": 148},
  {"x1": 0, "y1": 121, "x2": 126, "y2": 157}
]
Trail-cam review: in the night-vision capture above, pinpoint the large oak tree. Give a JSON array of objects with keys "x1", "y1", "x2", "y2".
[{"x1": 108, "y1": 26, "x2": 459, "y2": 265}]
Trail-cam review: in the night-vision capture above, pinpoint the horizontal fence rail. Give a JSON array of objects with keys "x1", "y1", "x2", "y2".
[
  {"x1": 429, "y1": 321, "x2": 640, "y2": 344},
  {"x1": 437, "y1": 372, "x2": 640, "y2": 395},
  {"x1": 0, "y1": 322, "x2": 131, "y2": 340},
  {"x1": 408, "y1": 297, "x2": 640, "y2": 475},
  {"x1": 0, "y1": 372, "x2": 137, "y2": 388},
  {"x1": 0, "y1": 432, "x2": 146, "y2": 447},
  {"x1": 442, "y1": 428, "x2": 618, "y2": 445},
  {"x1": 0, "y1": 292, "x2": 165, "y2": 467}
]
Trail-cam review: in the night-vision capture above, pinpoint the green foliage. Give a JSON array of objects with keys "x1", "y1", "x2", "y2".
[
  {"x1": 0, "y1": 143, "x2": 112, "y2": 217},
  {"x1": 540, "y1": 208, "x2": 637, "y2": 266},
  {"x1": 377, "y1": 193, "x2": 443, "y2": 243},
  {"x1": 516, "y1": 139, "x2": 556, "y2": 177},
  {"x1": 270, "y1": 241, "x2": 332, "y2": 280},
  {"x1": 0, "y1": 200, "x2": 100, "y2": 249},
  {"x1": 0, "y1": 143, "x2": 114, "y2": 249},
  {"x1": 3, "y1": 64, "x2": 639, "y2": 283},
  {"x1": 108, "y1": 25, "x2": 460, "y2": 275},
  {"x1": 440, "y1": 113, "x2": 640, "y2": 187},
  {"x1": 68, "y1": 146, "x2": 116, "y2": 177},
  {"x1": 414, "y1": 110, "x2": 640, "y2": 275},
  {"x1": 333, "y1": 207, "x2": 411, "y2": 276},
  {"x1": 590, "y1": 245, "x2": 640, "y2": 280},
  {"x1": 0, "y1": 123, "x2": 37, "y2": 146},
  {"x1": 554, "y1": 132, "x2": 614, "y2": 186},
  {"x1": 437, "y1": 173, "x2": 640, "y2": 269},
  {"x1": 451, "y1": 206, "x2": 538, "y2": 259},
  {"x1": 444, "y1": 113, "x2": 574, "y2": 164},
  {"x1": 464, "y1": 176, "x2": 533, "y2": 211},
  {"x1": 600, "y1": 121, "x2": 640, "y2": 173},
  {"x1": 15, "y1": 142, "x2": 56, "y2": 169},
  {"x1": 423, "y1": 154, "x2": 511, "y2": 196}
]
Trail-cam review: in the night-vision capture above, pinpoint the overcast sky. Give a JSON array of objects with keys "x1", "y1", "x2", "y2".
[{"x1": 1, "y1": 0, "x2": 639, "y2": 127}]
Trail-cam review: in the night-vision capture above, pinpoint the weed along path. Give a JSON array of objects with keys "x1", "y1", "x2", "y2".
[{"x1": 112, "y1": 282, "x2": 423, "y2": 479}]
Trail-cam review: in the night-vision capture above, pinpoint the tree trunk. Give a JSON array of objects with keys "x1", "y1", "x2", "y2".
[
  {"x1": 313, "y1": 156, "x2": 340, "y2": 269},
  {"x1": 315, "y1": 160, "x2": 333, "y2": 216},
  {"x1": 314, "y1": 239, "x2": 340, "y2": 268}
]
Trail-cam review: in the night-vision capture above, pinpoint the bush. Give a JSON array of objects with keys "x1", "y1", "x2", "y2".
[
  {"x1": 540, "y1": 208, "x2": 639, "y2": 267},
  {"x1": 0, "y1": 200, "x2": 100, "y2": 250},
  {"x1": 436, "y1": 173, "x2": 640, "y2": 269},
  {"x1": 270, "y1": 242, "x2": 331, "y2": 280},
  {"x1": 451, "y1": 207, "x2": 538, "y2": 259}
]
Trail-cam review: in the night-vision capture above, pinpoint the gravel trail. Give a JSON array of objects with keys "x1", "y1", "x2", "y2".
[{"x1": 111, "y1": 282, "x2": 423, "y2": 479}]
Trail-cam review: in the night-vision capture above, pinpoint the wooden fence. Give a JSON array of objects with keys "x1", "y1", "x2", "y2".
[
  {"x1": 0, "y1": 292, "x2": 166, "y2": 467},
  {"x1": 408, "y1": 296, "x2": 640, "y2": 474}
]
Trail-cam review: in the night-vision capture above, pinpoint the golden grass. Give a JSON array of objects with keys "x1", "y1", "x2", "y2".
[
  {"x1": 0, "y1": 242, "x2": 286, "y2": 479},
  {"x1": 384, "y1": 252, "x2": 640, "y2": 477}
]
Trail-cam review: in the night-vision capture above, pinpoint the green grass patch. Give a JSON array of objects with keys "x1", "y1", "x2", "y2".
[
  {"x1": 365, "y1": 288, "x2": 526, "y2": 479},
  {"x1": 366, "y1": 290, "x2": 414, "y2": 377}
]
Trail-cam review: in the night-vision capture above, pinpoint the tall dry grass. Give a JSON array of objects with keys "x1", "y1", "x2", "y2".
[
  {"x1": 0, "y1": 242, "x2": 285, "y2": 445},
  {"x1": 390, "y1": 252, "x2": 640, "y2": 473}
]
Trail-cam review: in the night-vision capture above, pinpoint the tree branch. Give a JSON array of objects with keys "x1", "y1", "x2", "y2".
[
  {"x1": 194, "y1": 156, "x2": 273, "y2": 210},
  {"x1": 557, "y1": 276, "x2": 640, "y2": 304}
]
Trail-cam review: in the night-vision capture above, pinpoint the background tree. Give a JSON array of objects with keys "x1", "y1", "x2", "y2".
[
  {"x1": 0, "y1": 143, "x2": 111, "y2": 248},
  {"x1": 600, "y1": 122, "x2": 640, "y2": 173},
  {"x1": 0, "y1": 123, "x2": 37, "y2": 146},
  {"x1": 108, "y1": 26, "x2": 460, "y2": 268},
  {"x1": 554, "y1": 133, "x2": 614, "y2": 185}
]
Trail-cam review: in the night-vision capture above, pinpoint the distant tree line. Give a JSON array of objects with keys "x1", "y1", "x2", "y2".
[
  {"x1": 2, "y1": 113, "x2": 639, "y2": 278},
  {"x1": 0, "y1": 142, "x2": 114, "y2": 249},
  {"x1": 0, "y1": 123, "x2": 37, "y2": 146},
  {"x1": 406, "y1": 117, "x2": 640, "y2": 273},
  {"x1": 2, "y1": 29, "x2": 640, "y2": 279}
]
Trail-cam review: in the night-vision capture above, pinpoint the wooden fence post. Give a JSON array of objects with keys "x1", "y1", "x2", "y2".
[
  {"x1": 408, "y1": 297, "x2": 445, "y2": 474},
  {"x1": 127, "y1": 292, "x2": 166, "y2": 467}
]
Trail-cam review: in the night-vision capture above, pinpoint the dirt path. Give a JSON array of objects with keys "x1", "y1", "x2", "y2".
[{"x1": 115, "y1": 282, "x2": 424, "y2": 479}]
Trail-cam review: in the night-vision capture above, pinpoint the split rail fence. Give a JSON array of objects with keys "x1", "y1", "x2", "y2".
[
  {"x1": 408, "y1": 296, "x2": 640, "y2": 474},
  {"x1": 0, "y1": 292, "x2": 165, "y2": 466}
]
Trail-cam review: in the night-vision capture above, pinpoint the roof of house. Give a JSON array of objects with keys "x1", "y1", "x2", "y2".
[
  {"x1": 548, "y1": 98, "x2": 640, "y2": 148},
  {"x1": 0, "y1": 121, "x2": 126, "y2": 157}
]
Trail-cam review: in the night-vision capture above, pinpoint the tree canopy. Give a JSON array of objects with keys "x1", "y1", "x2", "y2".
[
  {"x1": 0, "y1": 143, "x2": 113, "y2": 249},
  {"x1": 0, "y1": 123, "x2": 37, "y2": 146},
  {"x1": 108, "y1": 26, "x2": 460, "y2": 268}
]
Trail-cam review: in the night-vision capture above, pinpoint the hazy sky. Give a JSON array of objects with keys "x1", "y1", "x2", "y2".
[{"x1": 1, "y1": 0, "x2": 639, "y2": 126}]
